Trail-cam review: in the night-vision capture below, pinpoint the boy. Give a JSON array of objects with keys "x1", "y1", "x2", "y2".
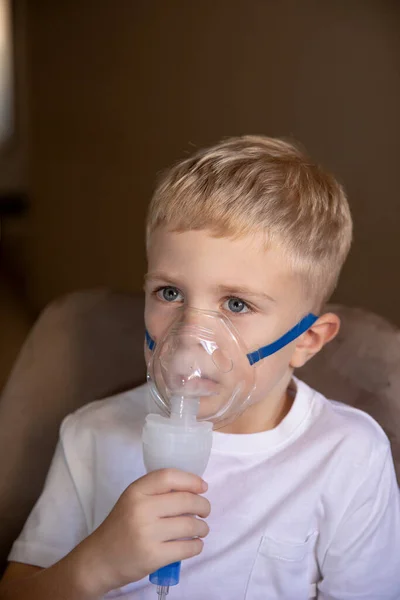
[{"x1": 1, "y1": 136, "x2": 399, "y2": 599}]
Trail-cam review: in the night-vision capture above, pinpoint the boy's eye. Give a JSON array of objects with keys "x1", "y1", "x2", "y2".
[
  {"x1": 224, "y1": 297, "x2": 250, "y2": 314},
  {"x1": 156, "y1": 286, "x2": 183, "y2": 303}
]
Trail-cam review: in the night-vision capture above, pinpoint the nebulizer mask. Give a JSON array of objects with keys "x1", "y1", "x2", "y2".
[{"x1": 142, "y1": 306, "x2": 317, "y2": 598}]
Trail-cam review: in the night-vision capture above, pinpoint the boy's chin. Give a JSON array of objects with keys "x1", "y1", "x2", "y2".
[{"x1": 196, "y1": 391, "x2": 232, "y2": 422}]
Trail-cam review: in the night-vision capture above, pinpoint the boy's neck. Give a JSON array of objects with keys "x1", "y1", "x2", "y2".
[{"x1": 218, "y1": 376, "x2": 295, "y2": 435}]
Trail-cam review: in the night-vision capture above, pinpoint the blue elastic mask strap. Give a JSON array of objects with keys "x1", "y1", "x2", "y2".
[
  {"x1": 145, "y1": 313, "x2": 318, "y2": 365},
  {"x1": 145, "y1": 328, "x2": 155, "y2": 351},
  {"x1": 246, "y1": 313, "x2": 318, "y2": 365}
]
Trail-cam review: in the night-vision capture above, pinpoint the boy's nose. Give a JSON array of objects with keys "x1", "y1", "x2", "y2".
[{"x1": 180, "y1": 305, "x2": 219, "y2": 328}]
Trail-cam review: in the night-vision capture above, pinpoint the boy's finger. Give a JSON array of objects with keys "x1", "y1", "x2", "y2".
[
  {"x1": 158, "y1": 538, "x2": 205, "y2": 565},
  {"x1": 134, "y1": 469, "x2": 208, "y2": 496},
  {"x1": 156, "y1": 516, "x2": 210, "y2": 542},
  {"x1": 151, "y1": 491, "x2": 211, "y2": 519}
]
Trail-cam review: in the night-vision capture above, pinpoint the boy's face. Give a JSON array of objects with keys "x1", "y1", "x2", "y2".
[{"x1": 144, "y1": 227, "x2": 312, "y2": 429}]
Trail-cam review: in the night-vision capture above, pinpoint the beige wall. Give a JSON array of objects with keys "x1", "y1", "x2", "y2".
[{"x1": 22, "y1": 1, "x2": 400, "y2": 324}]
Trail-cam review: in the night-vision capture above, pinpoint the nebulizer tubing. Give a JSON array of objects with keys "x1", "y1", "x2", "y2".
[
  {"x1": 157, "y1": 584, "x2": 169, "y2": 599},
  {"x1": 142, "y1": 394, "x2": 213, "y2": 599}
]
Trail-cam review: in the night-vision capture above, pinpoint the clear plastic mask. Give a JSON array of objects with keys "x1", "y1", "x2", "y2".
[{"x1": 147, "y1": 307, "x2": 256, "y2": 428}]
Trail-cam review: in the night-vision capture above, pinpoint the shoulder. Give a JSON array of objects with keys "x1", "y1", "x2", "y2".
[
  {"x1": 59, "y1": 383, "x2": 150, "y2": 446},
  {"x1": 297, "y1": 378, "x2": 390, "y2": 468}
]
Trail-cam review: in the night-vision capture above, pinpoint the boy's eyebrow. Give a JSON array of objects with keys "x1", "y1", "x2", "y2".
[
  {"x1": 145, "y1": 271, "x2": 180, "y2": 284},
  {"x1": 216, "y1": 284, "x2": 276, "y2": 303}
]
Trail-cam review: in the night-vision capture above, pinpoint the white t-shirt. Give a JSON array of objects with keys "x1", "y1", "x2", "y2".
[{"x1": 9, "y1": 378, "x2": 400, "y2": 599}]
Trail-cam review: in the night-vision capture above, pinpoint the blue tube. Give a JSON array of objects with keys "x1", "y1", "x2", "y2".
[{"x1": 150, "y1": 561, "x2": 181, "y2": 587}]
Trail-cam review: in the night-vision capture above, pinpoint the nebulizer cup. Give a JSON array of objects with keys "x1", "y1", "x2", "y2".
[{"x1": 142, "y1": 307, "x2": 256, "y2": 598}]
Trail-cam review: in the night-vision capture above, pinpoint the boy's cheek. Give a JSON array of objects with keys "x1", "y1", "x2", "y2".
[
  {"x1": 144, "y1": 297, "x2": 160, "y2": 336},
  {"x1": 144, "y1": 305, "x2": 175, "y2": 348},
  {"x1": 144, "y1": 343, "x2": 151, "y2": 366},
  {"x1": 233, "y1": 313, "x2": 287, "y2": 354},
  {"x1": 251, "y1": 350, "x2": 294, "y2": 399}
]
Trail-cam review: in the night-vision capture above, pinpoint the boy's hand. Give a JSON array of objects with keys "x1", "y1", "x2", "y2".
[{"x1": 71, "y1": 469, "x2": 210, "y2": 596}]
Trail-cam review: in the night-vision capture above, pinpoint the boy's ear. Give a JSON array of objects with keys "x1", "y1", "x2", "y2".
[{"x1": 289, "y1": 313, "x2": 340, "y2": 369}]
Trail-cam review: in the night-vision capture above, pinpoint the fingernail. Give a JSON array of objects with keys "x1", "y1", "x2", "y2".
[{"x1": 202, "y1": 480, "x2": 208, "y2": 491}]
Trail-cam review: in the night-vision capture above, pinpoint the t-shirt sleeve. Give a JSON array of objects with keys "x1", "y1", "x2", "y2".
[
  {"x1": 318, "y1": 443, "x2": 400, "y2": 600},
  {"x1": 8, "y1": 416, "x2": 89, "y2": 568}
]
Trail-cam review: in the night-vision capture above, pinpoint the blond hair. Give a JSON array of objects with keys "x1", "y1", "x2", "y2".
[{"x1": 146, "y1": 135, "x2": 352, "y2": 308}]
